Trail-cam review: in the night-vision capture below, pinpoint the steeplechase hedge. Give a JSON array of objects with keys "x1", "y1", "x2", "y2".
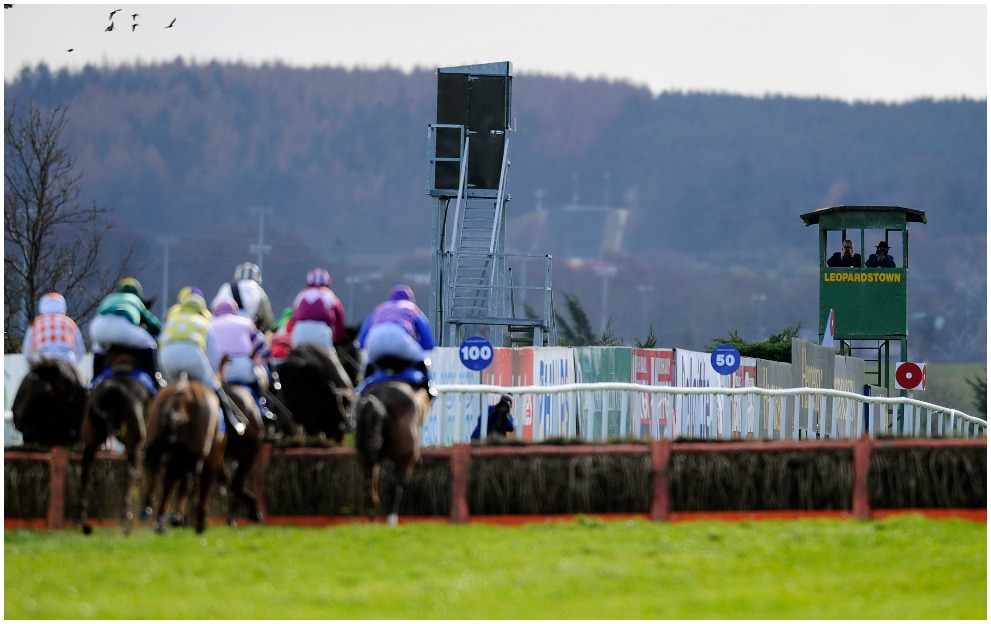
[{"x1": 4, "y1": 436, "x2": 986, "y2": 527}]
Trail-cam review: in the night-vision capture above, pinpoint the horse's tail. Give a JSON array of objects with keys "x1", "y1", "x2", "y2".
[{"x1": 354, "y1": 394, "x2": 387, "y2": 463}]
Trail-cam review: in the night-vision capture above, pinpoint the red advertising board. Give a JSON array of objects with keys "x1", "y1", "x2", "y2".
[{"x1": 632, "y1": 348, "x2": 675, "y2": 431}]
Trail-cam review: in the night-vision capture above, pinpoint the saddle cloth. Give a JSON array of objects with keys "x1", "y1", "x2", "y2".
[
  {"x1": 355, "y1": 367, "x2": 425, "y2": 395},
  {"x1": 90, "y1": 368, "x2": 159, "y2": 395}
]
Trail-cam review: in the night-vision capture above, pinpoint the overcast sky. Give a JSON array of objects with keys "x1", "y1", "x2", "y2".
[{"x1": 3, "y1": 3, "x2": 987, "y2": 103}]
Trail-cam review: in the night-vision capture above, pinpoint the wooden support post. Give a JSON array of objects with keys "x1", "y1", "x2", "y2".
[
  {"x1": 852, "y1": 434, "x2": 872, "y2": 520},
  {"x1": 254, "y1": 443, "x2": 272, "y2": 521},
  {"x1": 649, "y1": 439, "x2": 672, "y2": 521},
  {"x1": 450, "y1": 444, "x2": 470, "y2": 524},
  {"x1": 47, "y1": 446, "x2": 69, "y2": 530}
]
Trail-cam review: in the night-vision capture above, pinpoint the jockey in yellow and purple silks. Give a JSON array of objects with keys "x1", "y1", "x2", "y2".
[
  {"x1": 357, "y1": 284, "x2": 437, "y2": 399},
  {"x1": 157, "y1": 289, "x2": 237, "y2": 435}
]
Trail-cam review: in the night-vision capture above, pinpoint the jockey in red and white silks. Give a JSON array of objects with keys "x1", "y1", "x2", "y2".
[
  {"x1": 210, "y1": 296, "x2": 271, "y2": 387},
  {"x1": 286, "y1": 268, "x2": 346, "y2": 352},
  {"x1": 22, "y1": 292, "x2": 86, "y2": 368}
]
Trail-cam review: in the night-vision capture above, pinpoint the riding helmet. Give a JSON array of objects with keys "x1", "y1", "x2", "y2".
[
  {"x1": 389, "y1": 284, "x2": 415, "y2": 303},
  {"x1": 235, "y1": 262, "x2": 262, "y2": 284},
  {"x1": 213, "y1": 296, "x2": 239, "y2": 316},
  {"x1": 39, "y1": 292, "x2": 67, "y2": 315},
  {"x1": 306, "y1": 268, "x2": 331, "y2": 288},
  {"x1": 117, "y1": 277, "x2": 144, "y2": 299}
]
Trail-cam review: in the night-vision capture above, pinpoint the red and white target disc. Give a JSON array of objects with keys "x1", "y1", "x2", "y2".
[{"x1": 895, "y1": 362, "x2": 926, "y2": 390}]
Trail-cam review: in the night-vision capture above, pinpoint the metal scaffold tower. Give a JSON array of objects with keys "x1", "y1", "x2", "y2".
[{"x1": 427, "y1": 61, "x2": 555, "y2": 347}]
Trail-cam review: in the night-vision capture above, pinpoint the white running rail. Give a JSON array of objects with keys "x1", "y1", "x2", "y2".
[{"x1": 436, "y1": 382, "x2": 987, "y2": 442}]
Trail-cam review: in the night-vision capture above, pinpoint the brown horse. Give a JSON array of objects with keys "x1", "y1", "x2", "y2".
[
  {"x1": 11, "y1": 358, "x2": 87, "y2": 446},
  {"x1": 77, "y1": 349, "x2": 152, "y2": 535},
  {"x1": 142, "y1": 373, "x2": 225, "y2": 534},
  {"x1": 353, "y1": 381, "x2": 431, "y2": 525},
  {"x1": 274, "y1": 325, "x2": 362, "y2": 442}
]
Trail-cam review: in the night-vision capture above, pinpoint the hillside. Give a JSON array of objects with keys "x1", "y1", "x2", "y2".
[{"x1": 4, "y1": 61, "x2": 986, "y2": 361}]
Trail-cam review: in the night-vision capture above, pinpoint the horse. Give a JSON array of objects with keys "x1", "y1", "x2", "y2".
[
  {"x1": 220, "y1": 381, "x2": 265, "y2": 527},
  {"x1": 141, "y1": 373, "x2": 225, "y2": 534},
  {"x1": 353, "y1": 380, "x2": 431, "y2": 526},
  {"x1": 77, "y1": 348, "x2": 153, "y2": 535},
  {"x1": 11, "y1": 358, "x2": 88, "y2": 446},
  {"x1": 273, "y1": 325, "x2": 362, "y2": 442}
]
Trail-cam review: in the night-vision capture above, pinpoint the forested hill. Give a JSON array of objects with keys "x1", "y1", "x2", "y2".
[{"x1": 4, "y1": 61, "x2": 986, "y2": 361}]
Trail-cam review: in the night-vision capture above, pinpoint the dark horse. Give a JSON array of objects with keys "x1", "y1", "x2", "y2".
[
  {"x1": 220, "y1": 381, "x2": 265, "y2": 526},
  {"x1": 353, "y1": 381, "x2": 431, "y2": 525},
  {"x1": 77, "y1": 349, "x2": 153, "y2": 535},
  {"x1": 11, "y1": 358, "x2": 87, "y2": 446},
  {"x1": 142, "y1": 373, "x2": 225, "y2": 534},
  {"x1": 274, "y1": 325, "x2": 362, "y2": 442}
]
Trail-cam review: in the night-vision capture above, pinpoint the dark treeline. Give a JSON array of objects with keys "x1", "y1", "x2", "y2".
[{"x1": 4, "y1": 60, "x2": 986, "y2": 361}]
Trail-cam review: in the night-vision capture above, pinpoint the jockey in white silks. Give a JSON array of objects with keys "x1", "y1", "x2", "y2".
[{"x1": 211, "y1": 262, "x2": 277, "y2": 334}]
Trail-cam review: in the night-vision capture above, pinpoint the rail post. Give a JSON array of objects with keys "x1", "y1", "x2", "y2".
[
  {"x1": 253, "y1": 443, "x2": 273, "y2": 521},
  {"x1": 852, "y1": 434, "x2": 872, "y2": 519},
  {"x1": 47, "y1": 446, "x2": 69, "y2": 529},
  {"x1": 450, "y1": 444, "x2": 470, "y2": 523},
  {"x1": 649, "y1": 439, "x2": 672, "y2": 521}
]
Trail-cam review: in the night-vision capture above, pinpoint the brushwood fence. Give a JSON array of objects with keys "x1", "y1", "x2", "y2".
[{"x1": 5, "y1": 436, "x2": 985, "y2": 529}]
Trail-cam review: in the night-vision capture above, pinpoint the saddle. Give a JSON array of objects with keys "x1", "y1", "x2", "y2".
[
  {"x1": 90, "y1": 365, "x2": 159, "y2": 396},
  {"x1": 356, "y1": 356, "x2": 426, "y2": 395}
]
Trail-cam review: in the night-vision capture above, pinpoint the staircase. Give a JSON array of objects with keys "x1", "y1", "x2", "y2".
[{"x1": 448, "y1": 197, "x2": 499, "y2": 320}]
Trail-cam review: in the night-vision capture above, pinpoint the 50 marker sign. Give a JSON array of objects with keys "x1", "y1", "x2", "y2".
[
  {"x1": 710, "y1": 344, "x2": 742, "y2": 375},
  {"x1": 459, "y1": 335, "x2": 494, "y2": 371}
]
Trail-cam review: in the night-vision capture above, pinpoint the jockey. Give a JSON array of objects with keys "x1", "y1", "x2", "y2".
[
  {"x1": 269, "y1": 306, "x2": 293, "y2": 365},
  {"x1": 157, "y1": 289, "x2": 239, "y2": 435},
  {"x1": 22, "y1": 292, "x2": 87, "y2": 385},
  {"x1": 211, "y1": 262, "x2": 277, "y2": 334},
  {"x1": 357, "y1": 284, "x2": 437, "y2": 399},
  {"x1": 167, "y1": 286, "x2": 211, "y2": 322},
  {"x1": 88, "y1": 277, "x2": 163, "y2": 391},
  {"x1": 286, "y1": 268, "x2": 353, "y2": 399},
  {"x1": 210, "y1": 296, "x2": 279, "y2": 435},
  {"x1": 287, "y1": 268, "x2": 347, "y2": 351}
]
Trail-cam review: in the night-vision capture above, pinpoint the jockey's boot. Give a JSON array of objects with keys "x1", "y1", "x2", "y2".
[
  {"x1": 91, "y1": 351, "x2": 106, "y2": 380},
  {"x1": 137, "y1": 348, "x2": 166, "y2": 391},
  {"x1": 415, "y1": 359, "x2": 439, "y2": 401},
  {"x1": 215, "y1": 386, "x2": 245, "y2": 436}
]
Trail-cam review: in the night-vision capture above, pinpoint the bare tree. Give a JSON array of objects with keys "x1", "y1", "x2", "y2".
[{"x1": 4, "y1": 101, "x2": 130, "y2": 353}]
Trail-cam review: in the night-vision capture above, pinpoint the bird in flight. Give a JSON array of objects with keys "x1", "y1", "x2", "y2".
[
  {"x1": 131, "y1": 13, "x2": 138, "y2": 21},
  {"x1": 165, "y1": 17, "x2": 176, "y2": 28},
  {"x1": 109, "y1": 8, "x2": 122, "y2": 20},
  {"x1": 131, "y1": 23, "x2": 138, "y2": 32},
  {"x1": 67, "y1": 48, "x2": 74, "y2": 52},
  {"x1": 105, "y1": 21, "x2": 114, "y2": 32}
]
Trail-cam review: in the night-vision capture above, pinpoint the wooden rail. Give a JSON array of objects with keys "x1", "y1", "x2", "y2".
[{"x1": 5, "y1": 436, "x2": 986, "y2": 529}]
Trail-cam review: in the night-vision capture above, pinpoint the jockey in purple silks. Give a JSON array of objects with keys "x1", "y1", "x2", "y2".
[
  {"x1": 211, "y1": 296, "x2": 279, "y2": 437},
  {"x1": 357, "y1": 284, "x2": 437, "y2": 399}
]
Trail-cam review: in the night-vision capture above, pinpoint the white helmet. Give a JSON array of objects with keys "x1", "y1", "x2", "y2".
[
  {"x1": 39, "y1": 292, "x2": 67, "y2": 315},
  {"x1": 235, "y1": 262, "x2": 261, "y2": 284}
]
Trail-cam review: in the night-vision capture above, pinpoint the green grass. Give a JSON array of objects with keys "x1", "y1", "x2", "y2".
[{"x1": 4, "y1": 515, "x2": 986, "y2": 619}]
